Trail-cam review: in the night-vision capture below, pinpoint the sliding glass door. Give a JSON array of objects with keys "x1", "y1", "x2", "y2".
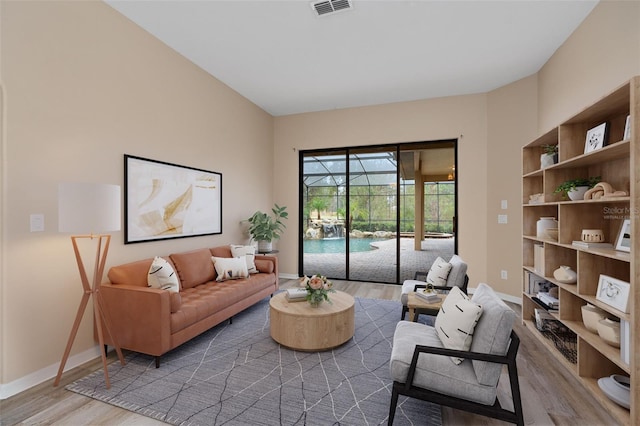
[{"x1": 300, "y1": 141, "x2": 457, "y2": 284}]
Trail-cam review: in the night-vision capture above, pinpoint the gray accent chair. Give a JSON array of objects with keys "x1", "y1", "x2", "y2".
[
  {"x1": 400, "y1": 254, "x2": 468, "y2": 320},
  {"x1": 389, "y1": 283, "x2": 524, "y2": 425}
]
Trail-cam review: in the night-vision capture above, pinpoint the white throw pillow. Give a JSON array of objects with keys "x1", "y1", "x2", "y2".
[
  {"x1": 427, "y1": 257, "x2": 453, "y2": 287},
  {"x1": 435, "y1": 286, "x2": 483, "y2": 364},
  {"x1": 147, "y1": 257, "x2": 180, "y2": 292},
  {"x1": 212, "y1": 256, "x2": 249, "y2": 282},
  {"x1": 230, "y1": 244, "x2": 258, "y2": 274}
]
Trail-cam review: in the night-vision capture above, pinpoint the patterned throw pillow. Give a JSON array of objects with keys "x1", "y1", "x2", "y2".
[
  {"x1": 434, "y1": 286, "x2": 483, "y2": 364},
  {"x1": 426, "y1": 256, "x2": 453, "y2": 287},
  {"x1": 147, "y1": 257, "x2": 180, "y2": 292},
  {"x1": 230, "y1": 244, "x2": 258, "y2": 274},
  {"x1": 212, "y1": 256, "x2": 249, "y2": 282}
]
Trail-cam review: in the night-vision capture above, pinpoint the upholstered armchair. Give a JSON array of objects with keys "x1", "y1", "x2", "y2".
[
  {"x1": 400, "y1": 254, "x2": 468, "y2": 320},
  {"x1": 389, "y1": 283, "x2": 524, "y2": 425}
]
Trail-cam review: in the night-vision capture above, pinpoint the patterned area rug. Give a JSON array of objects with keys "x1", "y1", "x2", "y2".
[{"x1": 67, "y1": 296, "x2": 442, "y2": 425}]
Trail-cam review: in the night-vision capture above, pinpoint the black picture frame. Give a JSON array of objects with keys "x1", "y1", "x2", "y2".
[{"x1": 124, "y1": 154, "x2": 222, "y2": 244}]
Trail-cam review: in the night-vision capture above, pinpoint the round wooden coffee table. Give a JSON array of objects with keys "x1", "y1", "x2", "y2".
[{"x1": 269, "y1": 290, "x2": 355, "y2": 351}]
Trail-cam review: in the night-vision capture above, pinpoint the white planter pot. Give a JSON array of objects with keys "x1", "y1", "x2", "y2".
[
  {"x1": 257, "y1": 240, "x2": 273, "y2": 253},
  {"x1": 568, "y1": 186, "x2": 590, "y2": 201},
  {"x1": 540, "y1": 153, "x2": 557, "y2": 169}
]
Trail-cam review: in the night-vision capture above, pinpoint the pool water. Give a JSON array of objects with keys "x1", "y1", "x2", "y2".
[{"x1": 303, "y1": 238, "x2": 387, "y2": 254}]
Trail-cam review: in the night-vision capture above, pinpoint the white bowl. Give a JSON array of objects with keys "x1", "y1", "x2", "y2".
[
  {"x1": 597, "y1": 318, "x2": 620, "y2": 347},
  {"x1": 581, "y1": 304, "x2": 606, "y2": 333},
  {"x1": 598, "y1": 375, "x2": 630, "y2": 409}
]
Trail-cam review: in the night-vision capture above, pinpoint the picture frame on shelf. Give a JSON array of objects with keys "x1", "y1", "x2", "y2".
[
  {"x1": 584, "y1": 122, "x2": 608, "y2": 153},
  {"x1": 596, "y1": 274, "x2": 630, "y2": 313},
  {"x1": 623, "y1": 115, "x2": 631, "y2": 140},
  {"x1": 614, "y1": 219, "x2": 631, "y2": 252}
]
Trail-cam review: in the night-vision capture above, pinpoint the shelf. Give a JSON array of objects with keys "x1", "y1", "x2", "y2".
[
  {"x1": 522, "y1": 77, "x2": 636, "y2": 425},
  {"x1": 564, "y1": 320, "x2": 629, "y2": 374}
]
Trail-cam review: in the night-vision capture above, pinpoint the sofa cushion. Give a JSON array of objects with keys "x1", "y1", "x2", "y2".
[
  {"x1": 108, "y1": 258, "x2": 156, "y2": 287},
  {"x1": 255, "y1": 258, "x2": 274, "y2": 274},
  {"x1": 427, "y1": 257, "x2": 452, "y2": 287},
  {"x1": 170, "y1": 273, "x2": 275, "y2": 333},
  {"x1": 170, "y1": 248, "x2": 216, "y2": 289},
  {"x1": 230, "y1": 244, "x2": 258, "y2": 274},
  {"x1": 470, "y1": 283, "x2": 516, "y2": 386},
  {"x1": 212, "y1": 256, "x2": 249, "y2": 281},
  {"x1": 147, "y1": 256, "x2": 180, "y2": 292},
  {"x1": 435, "y1": 286, "x2": 483, "y2": 364},
  {"x1": 390, "y1": 321, "x2": 497, "y2": 405}
]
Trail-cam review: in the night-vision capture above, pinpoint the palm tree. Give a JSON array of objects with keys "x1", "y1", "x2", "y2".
[{"x1": 308, "y1": 198, "x2": 329, "y2": 220}]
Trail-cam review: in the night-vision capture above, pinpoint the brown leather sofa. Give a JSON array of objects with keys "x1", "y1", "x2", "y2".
[{"x1": 98, "y1": 245, "x2": 278, "y2": 367}]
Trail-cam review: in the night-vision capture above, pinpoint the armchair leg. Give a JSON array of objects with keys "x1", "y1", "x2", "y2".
[
  {"x1": 388, "y1": 383, "x2": 399, "y2": 426},
  {"x1": 401, "y1": 305, "x2": 408, "y2": 321}
]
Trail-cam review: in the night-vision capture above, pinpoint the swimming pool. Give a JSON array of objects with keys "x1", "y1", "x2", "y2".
[{"x1": 303, "y1": 238, "x2": 387, "y2": 254}]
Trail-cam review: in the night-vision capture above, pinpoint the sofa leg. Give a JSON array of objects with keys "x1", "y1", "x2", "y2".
[
  {"x1": 104, "y1": 345, "x2": 109, "y2": 357},
  {"x1": 229, "y1": 316, "x2": 233, "y2": 325},
  {"x1": 155, "y1": 356, "x2": 160, "y2": 368}
]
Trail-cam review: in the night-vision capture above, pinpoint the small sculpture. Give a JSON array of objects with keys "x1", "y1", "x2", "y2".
[{"x1": 583, "y1": 182, "x2": 628, "y2": 200}]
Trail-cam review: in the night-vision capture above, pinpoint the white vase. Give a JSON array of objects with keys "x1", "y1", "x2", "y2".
[
  {"x1": 554, "y1": 265, "x2": 577, "y2": 284},
  {"x1": 568, "y1": 186, "x2": 589, "y2": 201},
  {"x1": 257, "y1": 240, "x2": 272, "y2": 253},
  {"x1": 536, "y1": 217, "x2": 558, "y2": 238}
]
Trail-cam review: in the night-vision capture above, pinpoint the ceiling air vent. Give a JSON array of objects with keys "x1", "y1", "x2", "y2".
[{"x1": 311, "y1": 0, "x2": 353, "y2": 17}]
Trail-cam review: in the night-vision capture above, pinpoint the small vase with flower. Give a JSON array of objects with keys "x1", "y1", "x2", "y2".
[{"x1": 300, "y1": 274, "x2": 336, "y2": 307}]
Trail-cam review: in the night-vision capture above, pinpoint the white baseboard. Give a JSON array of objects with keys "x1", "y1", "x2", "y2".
[
  {"x1": 279, "y1": 273, "x2": 299, "y2": 280},
  {"x1": 0, "y1": 346, "x2": 101, "y2": 400}
]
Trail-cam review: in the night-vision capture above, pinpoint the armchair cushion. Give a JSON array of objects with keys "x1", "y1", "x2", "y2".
[
  {"x1": 426, "y1": 257, "x2": 452, "y2": 286},
  {"x1": 447, "y1": 254, "x2": 468, "y2": 288},
  {"x1": 435, "y1": 286, "x2": 483, "y2": 364},
  {"x1": 470, "y1": 283, "x2": 516, "y2": 386},
  {"x1": 390, "y1": 321, "x2": 498, "y2": 405}
]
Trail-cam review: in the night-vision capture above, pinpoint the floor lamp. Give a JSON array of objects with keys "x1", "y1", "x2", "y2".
[{"x1": 54, "y1": 182, "x2": 126, "y2": 389}]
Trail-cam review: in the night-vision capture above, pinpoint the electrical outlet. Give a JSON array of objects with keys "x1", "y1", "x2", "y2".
[
  {"x1": 501, "y1": 270, "x2": 508, "y2": 280},
  {"x1": 498, "y1": 214, "x2": 508, "y2": 224}
]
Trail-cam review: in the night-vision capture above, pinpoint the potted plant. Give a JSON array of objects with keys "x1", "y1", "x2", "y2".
[
  {"x1": 554, "y1": 176, "x2": 601, "y2": 200},
  {"x1": 540, "y1": 144, "x2": 558, "y2": 169},
  {"x1": 247, "y1": 204, "x2": 288, "y2": 253}
]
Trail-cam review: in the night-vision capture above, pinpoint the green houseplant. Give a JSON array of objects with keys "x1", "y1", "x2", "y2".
[
  {"x1": 554, "y1": 176, "x2": 601, "y2": 200},
  {"x1": 247, "y1": 204, "x2": 288, "y2": 253}
]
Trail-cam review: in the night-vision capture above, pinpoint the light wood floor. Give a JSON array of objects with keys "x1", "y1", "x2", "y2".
[{"x1": 1, "y1": 279, "x2": 620, "y2": 425}]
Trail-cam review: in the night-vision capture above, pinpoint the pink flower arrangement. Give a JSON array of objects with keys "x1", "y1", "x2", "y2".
[{"x1": 299, "y1": 274, "x2": 335, "y2": 306}]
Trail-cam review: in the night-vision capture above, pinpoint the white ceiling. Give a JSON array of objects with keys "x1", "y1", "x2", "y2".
[{"x1": 105, "y1": 0, "x2": 598, "y2": 116}]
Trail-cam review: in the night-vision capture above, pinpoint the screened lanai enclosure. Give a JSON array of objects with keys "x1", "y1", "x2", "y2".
[{"x1": 299, "y1": 141, "x2": 458, "y2": 284}]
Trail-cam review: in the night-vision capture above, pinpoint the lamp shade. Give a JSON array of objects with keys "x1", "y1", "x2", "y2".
[{"x1": 58, "y1": 182, "x2": 121, "y2": 233}]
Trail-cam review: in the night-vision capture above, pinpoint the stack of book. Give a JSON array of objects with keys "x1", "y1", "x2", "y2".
[
  {"x1": 536, "y1": 291, "x2": 559, "y2": 310},
  {"x1": 416, "y1": 290, "x2": 440, "y2": 303},
  {"x1": 572, "y1": 240, "x2": 613, "y2": 249},
  {"x1": 285, "y1": 288, "x2": 307, "y2": 302}
]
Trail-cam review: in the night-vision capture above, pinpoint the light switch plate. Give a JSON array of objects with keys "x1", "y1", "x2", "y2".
[
  {"x1": 30, "y1": 214, "x2": 45, "y2": 232},
  {"x1": 501, "y1": 200, "x2": 508, "y2": 209}
]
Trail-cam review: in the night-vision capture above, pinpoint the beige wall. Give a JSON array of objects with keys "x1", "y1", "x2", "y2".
[
  {"x1": 273, "y1": 95, "x2": 490, "y2": 285},
  {"x1": 2, "y1": 0, "x2": 639, "y2": 399},
  {"x1": 485, "y1": 75, "x2": 539, "y2": 295},
  {"x1": 1, "y1": 1, "x2": 273, "y2": 387},
  {"x1": 538, "y1": 0, "x2": 640, "y2": 132}
]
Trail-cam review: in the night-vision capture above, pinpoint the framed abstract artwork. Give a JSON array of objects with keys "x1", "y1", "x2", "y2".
[
  {"x1": 614, "y1": 219, "x2": 631, "y2": 253},
  {"x1": 124, "y1": 155, "x2": 222, "y2": 244},
  {"x1": 596, "y1": 274, "x2": 630, "y2": 313},
  {"x1": 584, "y1": 122, "x2": 608, "y2": 153}
]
